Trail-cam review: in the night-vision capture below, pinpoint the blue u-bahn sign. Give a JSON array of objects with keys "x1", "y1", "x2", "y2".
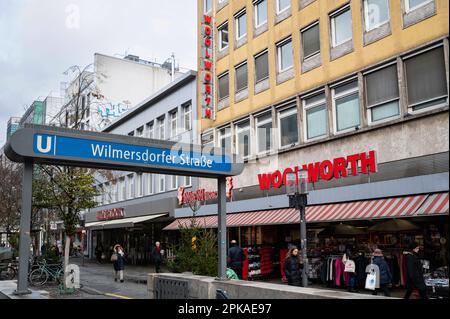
[{"x1": 6, "y1": 124, "x2": 244, "y2": 178}]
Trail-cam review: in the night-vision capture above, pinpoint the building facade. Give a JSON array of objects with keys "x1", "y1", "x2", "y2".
[
  {"x1": 84, "y1": 71, "x2": 198, "y2": 265},
  {"x1": 6, "y1": 117, "x2": 20, "y2": 141},
  {"x1": 166, "y1": 0, "x2": 449, "y2": 287}
]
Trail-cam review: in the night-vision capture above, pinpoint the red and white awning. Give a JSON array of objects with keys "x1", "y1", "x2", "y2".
[{"x1": 163, "y1": 192, "x2": 449, "y2": 230}]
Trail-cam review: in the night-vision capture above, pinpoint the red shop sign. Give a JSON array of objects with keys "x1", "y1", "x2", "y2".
[{"x1": 96, "y1": 208, "x2": 125, "y2": 221}]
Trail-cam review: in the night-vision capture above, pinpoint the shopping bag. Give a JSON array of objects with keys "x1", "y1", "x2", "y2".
[
  {"x1": 365, "y1": 272, "x2": 376, "y2": 290},
  {"x1": 110, "y1": 253, "x2": 118, "y2": 262}
]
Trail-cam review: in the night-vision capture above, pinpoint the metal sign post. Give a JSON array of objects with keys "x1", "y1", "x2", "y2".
[
  {"x1": 217, "y1": 177, "x2": 227, "y2": 280},
  {"x1": 13, "y1": 160, "x2": 33, "y2": 295}
]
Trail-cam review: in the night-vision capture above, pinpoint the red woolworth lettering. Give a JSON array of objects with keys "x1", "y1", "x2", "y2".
[
  {"x1": 204, "y1": 15, "x2": 212, "y2": 25},
  {"x1": 305, "y1": 163, "x2": 320, "y2": 183},
  {"x1": 319, "y1": 160, "x2": 334, "y2": 180},
  {"x1": 204, "y1": 72, "x2": 212, "y2": 82},
  {"x1": 205, "y1": 108, "x2": 212, "y2": 118},
  {"x1": 271, "y1": 170, "x2": 283, "y2": 188},
  {"x1": 360, "y1": 150, "x2": 377, "y2": 174},
  {"x1": 258, "y1": 173, "x2": 272, "y2": 190},
  {"x1": 204, "y1": 37, "x2": 212, "y2": 47},
  {"x1": 282, "y1": 168, "x2": 293, "y2": 185},
  {"x1": 204, "y1": 48, "x2": 211, "y2": 59},
  {"x1": 347, "y1": 154, "x2": 360, "y2": 176},
  {"x1": 204, "y1": 97, "x2": 212, "y2": 106},
  {"x1": 204, "y1": 25, "x2": 212, "y2": 36},
  {"x1": 204, "y1": 84, "x2": 212, "y2": 94},
  {"x1": 204, "y1": 60, "x2": 212, "y2": 71},
  {"x1": 333, "y1": 157, "x2": 347, "y2": 179}
]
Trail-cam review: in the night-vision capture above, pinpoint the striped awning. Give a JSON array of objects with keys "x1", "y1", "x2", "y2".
[{"x1": 163, "y1": 193, "x2": 449, "y2": 230}]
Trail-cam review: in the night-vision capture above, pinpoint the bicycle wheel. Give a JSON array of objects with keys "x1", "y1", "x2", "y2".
[
  {"x1": 0, "y1": 266, "x2": 16, "y2": 280},
  {"x1": 29, "y1": 268, "x2": 48, "y2": 286},
  {"x1": 55, "y1": 269, "x2": 64, "y2": 285}
]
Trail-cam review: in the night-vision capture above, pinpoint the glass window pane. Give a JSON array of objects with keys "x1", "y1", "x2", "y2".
[
  {"x1": 219, "y1": 24, "x2": 229, "y2": 49},
  {"x1": 336, "y1": 93, "x2": 360, "y2": 131},
  {"x1": 366, "y1": 64, "x2": 399, "y2": 107},
  {"x1": 406, "y1": 47, "x2": 448, "y2": 107},
  {"x1": 255, "y1": 51, "x2": 269, "y2": 82},
  {"x1": 332, "y1": 8, "x2": 352, "y2": 46},
  {"x1": 279, "y1": 40, "x2": 293, "y2": 71},
  {"x1": 237, "y1": 13, "x2": 247, "y2": 38},
  {"x1": 307, "y1": 104, "x2": 327, "y2": 139},
  {"x1": 280, "y1": 111, "x2": 298, "y2": 146},
  {"x1": 237, "y1": 122, "x2": 250, "y2": 158},
  {"x1": 257, "y1": 115, "x2": 272, "y2": 152},
  {"x1": 204, "y1": 0, "x2": 212, "y2": 13},
  {"x1": 334, "y1": 80, "x2": 358, "y2": 95},
  {"x1": 305, "y1": 93, "x2": 325, "y2": 106},
  {"x1": 236, "y1": 63, "x2": 248, "y2": 91},
  {"x1": 277, "y1": 0, "x2": 290, "y2": 12},
  {"x1": 219, "y1": 73, "x2": 229, "y2": 99},
  {"x1": 302, "y1": 24, "x2": 320, "y2": 58},
  {"x1": 408, "y1": 0, "x2": 430, "y2": 10},
  {"x1": 371, "y1": 101, "x2": 400, "y2": 121},
  {"x1": 256, "y1": 0, "x2": 268, "y2": 26},
  {"x1": 365, "y1": 0, "x2": 390, "y2": 30}
]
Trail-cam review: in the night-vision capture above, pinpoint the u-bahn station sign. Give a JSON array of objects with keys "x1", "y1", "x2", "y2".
[{"x1": 5, "y1": 124, "x2": 244, "y2": 178}]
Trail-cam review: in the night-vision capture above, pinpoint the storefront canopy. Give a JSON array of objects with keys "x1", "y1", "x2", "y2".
[
  {"x1": 86, "y1": 213, "x2": 167, "y2": 230},
  {"x1": 163, "y1": 192, "x2": 449, "y2": 230}
]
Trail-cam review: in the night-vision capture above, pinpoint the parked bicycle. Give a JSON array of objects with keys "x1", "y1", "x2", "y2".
[
  {"x1": 0, "y1": 262, "x2": 16, "y2": 281},
  {"x1": 29, "y1": 259, "x2": 64, "y2": 286}
]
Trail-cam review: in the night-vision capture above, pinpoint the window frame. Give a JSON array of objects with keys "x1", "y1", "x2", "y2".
[
  {"x1": 330, "y1": 4, "x2": 353, "y2": 48},
  {"x1": 217, "y1": 125, "x2": 232, "y2": 154},
  {"x1": 254, "y1": 49, "x2": 269, "y2": 83},
  {"x1": 301, "y1": 21, "x2": 321, "y2": 60},
  {"x1": 170, "y1": 110, "x2": 178, "y2": 138},
  {"x1": 364, "y1": 0, "x2": 390, "y2": 31},
  {"x1": 218, "y1": 72, "x2": 230, "y2": 100},
  {"x1": 405, "y1": 0, "x2": 433, "y2": 13},
  {"x1": 254, "y1": 0, "x2": 268, "y2": 28},
  {"x1": 218, "y1": 22, "x2": 229, "y2": 51},
  {"x1": 135, "y1": 173, "x2": 143, "y2": 197},
  {"x1": 157, "y1": 117, "x2": 165, "y2": 140},
  {"x1": 235, "y1": 9, "x2": 247, "y2": 41},
  {"x1": 146, "y1": 121, "x2": 154, "y2": 139},
  {"x1": 170, "y1": 175, "x2": 178, "y2": 190},
  {"x1": 331, "y1": 78, "x2": 361, "y2": 134},
  {"x1": 235, "y1": 119, "x2": 251, "y2": 160},
  {"x1": 276, "y1": 37, "x2": 294, "y2": 73},
  {"x1": 127, "y1": 174, "x2": 135, "y2": 199},
  {"x1": 235, "y1": 61, "x2": 248, "y2": 93},
  {"x1": 278, "y1": 106, "x2": 299, "y2": 149},
  {"x1": 182, "y1": 103, "x2": 192, "y2": 132},
  {"x1": 302, "y1": 91, "x2": 328, "y2": 142},
  {"x1": 276, "y1": 0, "x2": 291, "y2": 15},
  {"x1": 255, "y1": 111, "x2": 273, "y2": 155},
  {"x1": 204, "y1": 0, "x2": 212, "y2": 14},
  {"x1": 158, "y1": 174, "x2": 165, "y2": 193}
]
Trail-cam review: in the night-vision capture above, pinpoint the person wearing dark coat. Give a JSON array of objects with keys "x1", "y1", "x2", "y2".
[
  {"x1": 151, "y1": 242, "x2": 163, "y2": 273},
  {"x1": 404, "y1": 242, "x2": 428, "y2": 299},
  {"x1": 227, "y1": 240, "x2": 245, "y2": 279},
  {"x1": 372, "y1": 249, "x2": 392, "y2": 297},
  {"x1": 284, "y1": 246, "x2": 304, "y2": 287},
  {"x1": 112, "y1": 244, "x2": 125, "y2": 283}
]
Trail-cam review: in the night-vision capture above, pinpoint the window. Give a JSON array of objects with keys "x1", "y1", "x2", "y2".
[
  {"x1": 254, "y1": 0, "x2": 268, "y2": 27},
  {"x1": 204, "y1": 0, "x2": 212, "y2": 13},
  {"x1": 118, "y1": 177, "x2": 126, "y2": 201},
  {"x1": 302, "y1": 22, "x2": 320, "y2": 59},
  {"x1": 218, "y1": 72, "x2": 229, "y2": 100},
  {"x1": 104, "y1": 182, "x2": 110, "y2": 204},
  {"x1": 405, "y1": 0, "x2": 433, "y2": 12},
  {"x1": 255, "y1": 50, "x2": 269, "y2": 83},
  {"x1": 170, "y1": 176, "x2": 178, "y2": 190},
  {"x1": 157, "y1": 117, "x2": 165, "y2": 140},
  {"x1": 170, "y1": 111, "x2": 178, "y2": 138},
  {"x1": 365, "y1": 64, "x2": 400, "y2": 122},
  {"x1": 135, "y1": 173, "x2": 143, "y2": 197},
  {"x1": 405, "y1": 46, "x2": 448, "y2": 111},
  {"x1": 235, "y1": 62, "x2": 248, "y2": 92},
  {"x1": 235, "y1": 10, "x2": 247, "y2": 40},
  {"x1": 364, "y1": 0, "x2": 390, "y2": 31},
  {"x1": 331, "y1": 5, "x2": 352, "y2": 47},
  {"x1": 218, "y1": 126, "x2": 232, "y2": 154},
  {"x1": 218, "y1": 23, "x2": 229, "y2": 51},
  {"x1": 146, "y1": 121, "x2": 154, "y2": 138},
  {"x1": 236, "y1": 120, "x2": 251, "y2": 159},
  {"x1": 333, "y1": 80, "x2": 360, "y2": 132},
  {"x1": 146, "y1": 174, "x2": 154, "y2": 195},
  {"x1": 256, "y1": 113, "x2": 272, "y2": 153},
  {"x1": 127, "y1": 174, "x2": 135, "y2": 199},
  {"x1": 136, "y1": 126, "x2": 144, "y2": 137},
  {"x1": 182, "y1": 104, "x2": 192, "y2": 132},
  {"x1": 278, "y1": 107, "x2": 298, "y2": 147},
  {"x1": 303, "y1": 92, "x2": 327, "y2": 140},
  {"x1": 128, "y1": 131, "x2": 134, "y2": 137},
  {"x1": 202, "y1": 131, "x2": 215, "y2": 155},
  {"x1": 184, "y1": 175, "x2": 192, "y2": 187},
  {"x1": 276, "y1": 0, "x2": 291, "y2": 14},
  {"x1": 158, "y1": 175, "x2": 165, "y2": 193},
  {"x1": 277, "y1": 38, "x2": 293, "y2": 72}
]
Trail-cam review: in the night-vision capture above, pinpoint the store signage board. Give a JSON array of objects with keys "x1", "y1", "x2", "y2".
[
  {"x1": 5, "y1": 125, "x2": 244, "y2": 178},
  {"x1": 96, "y1": 208, "x2": 124, "y2": 221},
  {"x1": 201, "y1": 14, "x2": 214, "y2": 119},
  {"x1": 258, "y1": 151, "x2": 377, "y2": 190}
]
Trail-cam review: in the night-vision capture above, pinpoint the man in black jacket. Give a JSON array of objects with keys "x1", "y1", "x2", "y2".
[
  {"x1": 404, "y1": 242, "x2": 428, "y2": 299},
  {"x1": 227, "y1": 240, "x2": 244, "y2": 279}
]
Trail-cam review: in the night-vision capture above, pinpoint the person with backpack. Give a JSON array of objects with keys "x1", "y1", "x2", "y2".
[{"x1": 111, "y1": 244, "x2": 125, "y2": 283}]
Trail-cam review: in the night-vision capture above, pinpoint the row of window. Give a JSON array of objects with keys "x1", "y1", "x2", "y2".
[
  {"x1": 217, "y1": 0, "x2": 438, "y2": 104},
  {"x1": 96, "y1": 174, "x2": 192, "y2": 206},
  {"x1": 127, "y1": 103, "x2": 192, "y2": 139},
  {"x1": 207, "y1": 43, "x2": 448, "y2": 158}
]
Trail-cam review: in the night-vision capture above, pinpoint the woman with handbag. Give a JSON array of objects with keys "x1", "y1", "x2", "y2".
[
  {"x1": 112, "y1": 244, "x2": 125, "y2": 283},
  {"x1": 372, "y1": 249, "x2": 392, "y2": 297},
  {"x1": 283, "y1": 246, "x2": 304, "y2": 287}
]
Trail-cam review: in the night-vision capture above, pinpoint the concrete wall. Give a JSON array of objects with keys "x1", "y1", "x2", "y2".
[{"x1": 147, "y1": 273, "x2": 390, "y2": 299}]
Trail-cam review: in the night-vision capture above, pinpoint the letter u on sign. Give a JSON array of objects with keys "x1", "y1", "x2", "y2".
[{"x1": 35, "y1": 135, "x2": 54, "y2": 154}]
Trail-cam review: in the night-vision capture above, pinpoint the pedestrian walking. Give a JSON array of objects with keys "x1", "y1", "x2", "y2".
[
  {"x1": 227, "y1": 240, "x2": 245, "y2": 279},
  {"x1": 404, "y1": 242, "x2": 428, "y2": 299},
  {"x1": 371, "y1": 249, "x2": 392, "y2": 297},
  {"x1": 151, "y1": 241, "x2": 163, "y2": 273},
  {"x1": 284, "y1": 246, "x2": 304, "y2": 287},
  {"x1": 95, "y1": 244, "x2": 104, "y2": 264},
  {"x1": 112, "y1": 244, "x2": 125, "y2": 283}
]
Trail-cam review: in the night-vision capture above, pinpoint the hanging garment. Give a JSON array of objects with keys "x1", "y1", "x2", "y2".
[
  {"x1": 365, "y1": 263, "x2": 381, "y2": 289},
  {"x1": 335, "y1": 258, "x2": 345, "y2": 286}
]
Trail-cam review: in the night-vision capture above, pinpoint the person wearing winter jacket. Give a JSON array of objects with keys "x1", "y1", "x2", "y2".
[
  {"x1": 372, "y1": 249, "x2": 392, "y2": 296},
  {"x1": 404, "y1": 242, "x2": 428, "y2": 299},
  {"x1": 112, "y1": 244, "x2": 125, "y2": 283},
  {"x1": 284, "y1": 246, "x2": 304, "y2": 287}
]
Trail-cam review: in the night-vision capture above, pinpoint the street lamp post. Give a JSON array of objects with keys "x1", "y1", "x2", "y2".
[
  {"x1": 286, "y1": 169, "x2": 309, "y2": 288},
  {"x1": 81, "y1": 229, "x2": 86, "y2": 267}
]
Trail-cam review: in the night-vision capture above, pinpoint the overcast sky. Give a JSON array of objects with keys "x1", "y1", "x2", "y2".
[{"x1": 0, "y1": 0, "x2": 197, "y2": 146}]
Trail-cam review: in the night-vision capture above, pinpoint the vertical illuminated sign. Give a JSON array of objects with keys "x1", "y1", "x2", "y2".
[{"x1": 201, "y1": 14, "x2": 214, "y2": 119}]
